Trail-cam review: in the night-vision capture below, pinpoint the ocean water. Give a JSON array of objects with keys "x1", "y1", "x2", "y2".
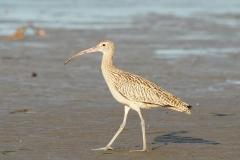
[{"x1": 1, "y1": 0, "x2": 240, "y2": 34}]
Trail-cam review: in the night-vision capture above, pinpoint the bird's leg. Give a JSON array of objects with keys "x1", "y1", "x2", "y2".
[
  {"x1": 91, "y1": 105, "x2": 130, "y2": 151},
  {"x1": 129, "y1": 108, "x2": 148, "y2": 152}
]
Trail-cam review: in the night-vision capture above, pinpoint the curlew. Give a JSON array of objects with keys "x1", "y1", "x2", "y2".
[{"x1": 64, "y1": 40, "x2": 192, "y2": 152}]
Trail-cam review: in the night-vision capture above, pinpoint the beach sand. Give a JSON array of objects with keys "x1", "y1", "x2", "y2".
[{"x1": 0, "y1": 14, "x2": 240, "y2": 159}]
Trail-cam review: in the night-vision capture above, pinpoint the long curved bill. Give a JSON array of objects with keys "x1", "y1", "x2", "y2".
[{"x1": 64, "y1": 46, "x2": 99, "y2": 65}]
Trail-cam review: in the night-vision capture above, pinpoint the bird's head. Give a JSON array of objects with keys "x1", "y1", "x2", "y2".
[
  {"x1": 97, "y1": 40, "x2": 114, "y2": 53},
  {"x1": 64, "y1": 40, "x2": 114, "y2": 65}
]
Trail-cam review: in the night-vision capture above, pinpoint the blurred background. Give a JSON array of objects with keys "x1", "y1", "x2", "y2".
[
  {"x1": 1, "y1": 0, "x2": 240, "y2": 57},
  {"x1": 1, "y1": 0, "x2": 240, "y2": 33}
]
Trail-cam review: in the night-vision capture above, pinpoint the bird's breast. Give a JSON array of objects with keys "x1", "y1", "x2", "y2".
[{"x1": 102, "y1": 70, "x2": 130, "y2": 105}]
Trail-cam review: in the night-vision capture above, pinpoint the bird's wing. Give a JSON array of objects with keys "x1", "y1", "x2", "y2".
[
  {"x1": 116, "y1": 80, "x2": 179, "y2": 106},
  {"x1": 113, "y1": 72, "x2": 190, "y2": 113}
]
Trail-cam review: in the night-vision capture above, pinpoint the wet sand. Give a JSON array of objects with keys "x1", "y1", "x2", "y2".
[{"x1": 0, "y1": 14, "x2": 240, "y2": 159}]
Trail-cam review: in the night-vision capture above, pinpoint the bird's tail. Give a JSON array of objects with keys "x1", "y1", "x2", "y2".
[
  {"x1": 186, "y1": 105, "x2": 192, "y2": 114},
  {"x1": 166, "y1": 104, "x2": 192, "y2": 114}
]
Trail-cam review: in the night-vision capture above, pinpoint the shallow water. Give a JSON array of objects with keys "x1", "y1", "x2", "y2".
[
  {"x1": 1, "y1": 0, "x2": 240, "y2": 33},
  {"x1": 155, "y1": 47, "x2": 240, "y2": 58},
  {"x1": 226, "y1": 79, "x2": 240, "y2": 85}
]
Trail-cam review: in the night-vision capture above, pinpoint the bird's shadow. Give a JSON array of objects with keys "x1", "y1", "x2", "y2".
[{"x1": 151, "y1": 131, "x2": 219, "y2": 150}]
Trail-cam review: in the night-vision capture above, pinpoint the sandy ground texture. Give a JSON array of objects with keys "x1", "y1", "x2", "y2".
[{"x1": 0, "y1": 14, "x2": 240, "y2": 160}]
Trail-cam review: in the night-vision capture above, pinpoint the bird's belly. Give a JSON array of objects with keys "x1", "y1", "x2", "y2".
[{"x1": 107, "y1": 84, "x2": 129, "y2": 105}]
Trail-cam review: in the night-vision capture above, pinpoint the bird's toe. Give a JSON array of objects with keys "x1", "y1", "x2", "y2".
[
  {"x1": 129, "y1": 148, "x2": 148, "y2": 152},
  {"x1": 91, "y1": 146, "x2": 113, "y2": 151}
]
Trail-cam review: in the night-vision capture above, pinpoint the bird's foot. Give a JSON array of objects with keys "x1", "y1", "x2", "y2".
[
  {"x1": 129, "y1": 148, "x2": 148, "y2": 152},
  {"x1": 91, "y1": 146, "x2": 113, "y2": 151}
]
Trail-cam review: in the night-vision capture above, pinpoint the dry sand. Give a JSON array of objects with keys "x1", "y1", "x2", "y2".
[{"x1": 0, "y1": 14, "x2": 240, "y2": 159}]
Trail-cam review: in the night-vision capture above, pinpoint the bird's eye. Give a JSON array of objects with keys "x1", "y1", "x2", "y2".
[{"x1": 103, "y1": 44, "x2": 106, "y2": 46}]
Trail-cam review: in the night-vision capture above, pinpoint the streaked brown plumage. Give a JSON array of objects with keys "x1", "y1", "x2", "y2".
[{"x1": 64, "y1": 40, "x2": 192, "y2": 152}]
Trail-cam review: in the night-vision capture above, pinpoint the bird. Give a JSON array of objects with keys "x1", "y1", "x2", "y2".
[{"x1": 64, "y1": 40, "x2": 192, "y2": 152}]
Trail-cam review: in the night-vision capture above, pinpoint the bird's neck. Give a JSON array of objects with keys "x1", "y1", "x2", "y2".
[
  {"x1": 101, "y1": 51, "x2": 122, "y2": 86},
  {"x1": 101, "y1": 51, "x2": 115, "y2": 72}
]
